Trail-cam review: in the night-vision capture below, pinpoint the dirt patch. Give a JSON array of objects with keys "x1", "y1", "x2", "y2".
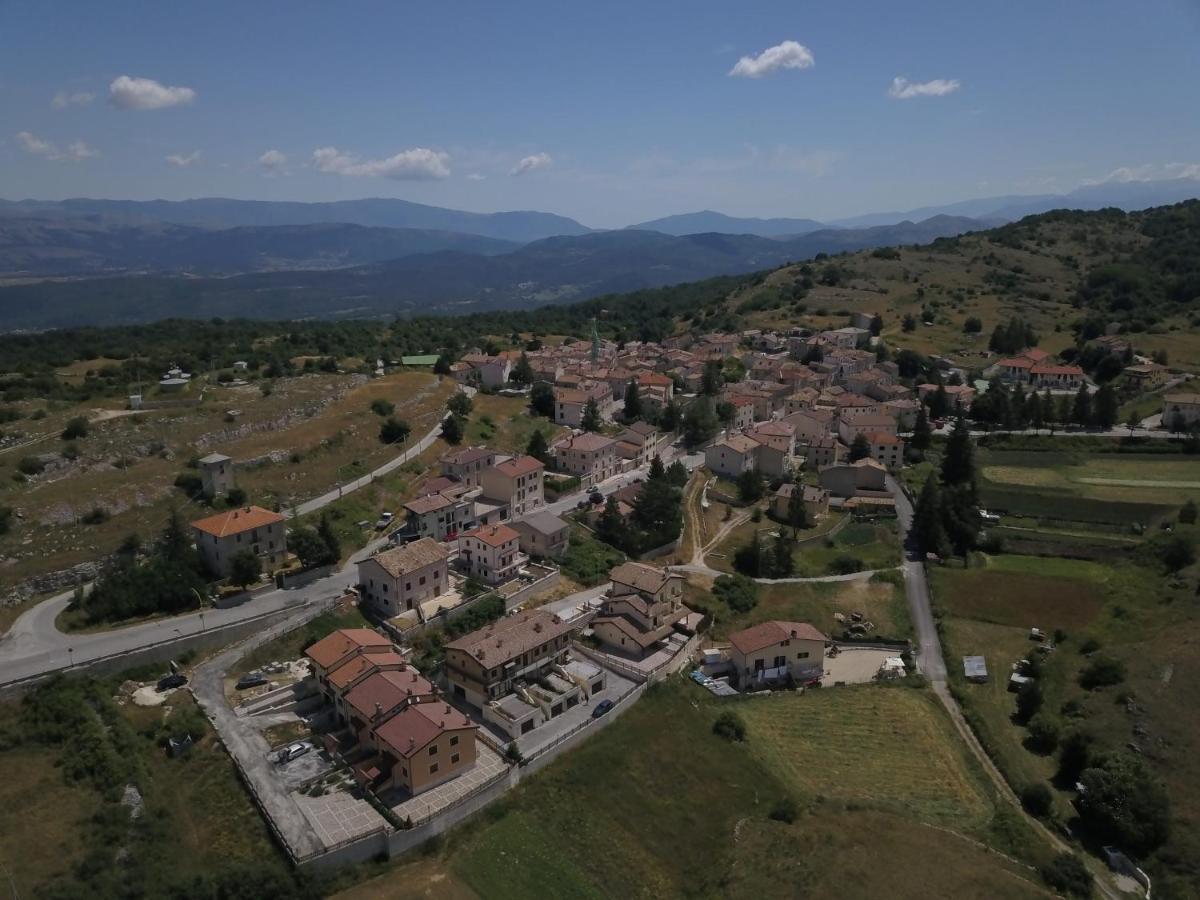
[{"x1": 935, "y1": 570, "x2": 1103, "y2": 631}]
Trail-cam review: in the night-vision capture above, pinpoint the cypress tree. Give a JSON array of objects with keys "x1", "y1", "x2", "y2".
[
  {"x1": 940, "y1": 414, "x2": 977, "y2": 498},
  {"x1": 913, "y1": 476, "x2": 949, "y2": 558},
  {"x1": 912, "y1": 406, "x2": 933, "y2": 451}
]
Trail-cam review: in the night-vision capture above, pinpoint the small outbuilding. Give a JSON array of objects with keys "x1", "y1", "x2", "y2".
[{"x1": 962, "y1": 655, "x2": 988, "y2": 683}]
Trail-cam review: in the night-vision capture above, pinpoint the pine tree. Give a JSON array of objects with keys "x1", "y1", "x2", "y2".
[
  {"x1": 660, "y1": 400, "x2": 680, "y2": 432},
  {"x1": 772, "y1": 531, "x2": 794, "y2": 577},
  {"x1": 1056, "y1": 394, "x2": 1072, "y2": 428},
  {"x1": 701, "y1": 360, "x2": 724, "y2": 396},
  {"x1": 623, "y1": 380, "x2": 643, "y2": 421},
  {"x1": 158, "y1": 508, "x2": 194, "y2": 566},
  {"x1": 1071, "y1": 384, "x2": 1092, "y2": 427},
  {"x1": 912, "y1": 406, "x2": 933, "y2": 451},
  {"x1": 526, "y1": 429, "x2": 550, "y2": 464},
  {"x1": 317, "y1": 514, "x2": 341, "y2": 563},
  {"x1": 913, "y1": 476, "x2": 949, "y2": 558},
  {"x1": 648, "y1": 454, "x2": 666, "y2": 481},
  {"x1": 733, "y1": 533, "x2": 763, "y2": 577},
  {"x1": 941, "y1": 483, "x2": 981, "y2": 558},
  {"x1": 1093, "y1": 383, "x2": 1119, "y2": 429},
  {"x1": 786, "y1": 485, "x2": 809, "y2": 530},
  {"x1": 1011, "y1": 383, "x2": 1028, "y2": 429},
  {"x1": 929, "y1": 382, "x2": 950, "y2": 419},
  {"x1": 597, "y1": 495, "x2": 623, "y2": 547},
  {"x1": 581, "y1": 398, "x2": 602, "y2": 432},
  {"x1": 848, "y1": 433, "x2": 870, "y2": 462},
  {"x1": 940, "y1": 415, "x2": 977, "y2": 499},
  {"x1": 683, "y1": 396, "x2": 720, "y2": 447},
  {"x1": 1027, "y1": 391, "x2": 1044, "y2": 431},
  {"x1": 441, "y1": 414, "x2": 464, "y2": 445}
]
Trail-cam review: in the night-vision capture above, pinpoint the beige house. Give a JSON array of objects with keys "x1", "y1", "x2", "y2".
[
  {"x1": 1163, "y1": 393, "x2": 1200, "y2": 430},
  {"x1": 554, "y1": 432, "x2": 618, "y2": 485},
  {"x1": 357, "y1": 538, "x2": 450, "y2": 618},
  {"x1": 705, "y1": 433, "x2": 760, "y2": 478},
  {"x1": 480, "y1": 455, "x2": 544, "y2": 518},
  {"x1": 512, "y1": 510, "x2": 570, "y2": 559},
  {"x1": 459, "y1": 523, "x2": 525, "y2": 585},
  {"x1": 803, "y1": 435, "x2": 841, "y2": 470},
  {"x1": 615, "y1": 422, "x2": 658, "y2": 469},
  {"x1": 364, "y1": 699, "x2": 478, "y2": 797},
  {"x1": 191, "y1": 505, "x2": 287, "y2": 578},
  {"x1": 727, "y1": 620, "x2": 826, "y2": 689},
  {"x1": 554, "y1": 383, "x2": 613, "y2": 427},
  {"x1": 402, "y1": 486, "x2": 478, "y2": 541},
  {"x1": 305, "y1": 627, "x2": 395, "y2": 702},
  {"x1": 818, "y1": 458, "x2": 889, "y2": 499},
  {"x1": 440, "y1": 447, "x2": 497, "y2": 488},
  {"x1": 771, "y1": 483, "x2": 829, "y2": 522},
  {"x1": 837, "y1": 412, "x2": 897, "y2": 444},
  {"x1": 443, "y1": 609, "x2": 574, "y2": 708},
  {"x1": 863, "y1": 432, "x2": 905, "y2": 470},
  {"x1": 591, "y1": 562, "x2": 689, "y2": 658}
]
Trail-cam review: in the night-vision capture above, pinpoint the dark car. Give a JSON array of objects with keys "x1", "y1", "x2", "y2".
[
  {"x1": 589, "y1": 491, "x2": 604, "y2": 505},
  {"x1": 235, "y1": 672, "x2": 269, "y2": 690},
  {"x1": 592, "y1": 699, "x2": 615, "y2": 718},
  {"x1": 156, "y1": 673, "x2": 187, "y2": 692}
]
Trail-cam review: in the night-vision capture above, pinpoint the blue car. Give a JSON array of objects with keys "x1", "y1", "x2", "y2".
[{"x1": 592, "y1": 699, "x2": 615, "y2": 718}]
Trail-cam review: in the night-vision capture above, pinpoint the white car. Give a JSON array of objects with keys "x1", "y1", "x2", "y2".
[{"x1": 276, "y1": 742, "x2": 310, "y2": 764}]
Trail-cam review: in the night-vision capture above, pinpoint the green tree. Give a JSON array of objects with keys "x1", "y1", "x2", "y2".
[
  {"x1": 659, "y1": 399, "x2": 680, "y2": 432},
  {"x1": 510, "y1": 352, "x2": 535, "y2": 385},
  {"x1": 1093, "y1": 382, "x2": 1119, "y2": 429},
  {"x1": 317, "y1": 513, "x2": 341, "y2": 562},
  {"x1": 61, "y1": 416, "x2": 90, "y2": 440},
  {"x1": 229, "y1": 550, "x2": 262, "y2": 589},
  {"x1": 581, "y1": 397, "x2": 602, "y2": 432},
  {"x1": 530, "y1": 382, "x2": 555, "y2": 417},
  {"x1": 939, "y1": 415, "x2": 977, "y2": 499},
  {"x1": 1026, "y1": 390, "x2": 1045, "y2": 431},
  {"x1": 447, "y1": 391, "x2": 473, "y2": 417},
  {"x1": 701, "y1": 360, "x2": 724, "y2": 396},
  {"x1": 713, "y1": 573, "x2": 758, "y2": 613},
  {"x1": 287, "y1": 527, "x2": 330, "y2": 568},
  {"x1": 1125, "y1": 409, "x2": 1141, "y2": 436},
  {"x1": 441, "y1": 414, "x2": 464, "y2": 445},
  {"x1": 737, "y1": 468, "x2": 764, "y2": 502},
  {"x1": 848, "y1": 433, "x2": 870, "y2": 462},
  {"x1": 911, "y1": 405, "x2": 932, "y2": 451},
  {"x1": 0, "y1": 506, "x2": 12, "y2": 536},
  {"x1": 1179, "y1": 499, "x2": 1198, "y2": 525},
  {"x1": 623, "y1": 380, "x2": 643, "y2": 421},
  {"x1": 912, "y1": 476, "x2": 949, "y2": 558},
  {"x1": 666, "y1": 459, "x2": 689, "y2": 486},
  {"x1": 526, "y1": 429, "x2": 550, "y2": 465},
  {"x1": 369, "y1": 398, "x2": 394, "y2": 417},
  {"x1": 902, "y1": 314, "x2": 916, "y2": 333},
  {"x1": 683, "y1": 396, "x2": 720, "y2": 447},
  {"x1": 1071, "y1": 383, "x2": 1092, "y2": 427},
  {"x1": 648, "y1": 454, "x2": 666, "y2": 481},
  {"x1": 941, "y1": 483, "x2": 982, "y2": 558},
  {"x1": 927, "y1": 382, "x2": 950, "y2": 419},
  {"x1": 1039, "y1": 853, "x2": 1092, "y2": 898},
  {"x1": 434, "y1": 355, "x2": 453, "y2": 375},
  {"x1": 771, "y1": 531, "x2": 794, "y2": 577},
  {"x1": 733, "y1": 533, "x2": 764, "y2": 577},
  {"x1": 596, "y1": 495, "x2": 624, "y2": 546},
  {"x1": 379, "y1": 416, "x2": 411, "y2": 445},
  {"x1": 1078, "y1": 752, "x2": 1170, "y2": 855},
  {"x1": 786, "y1": 485, "x2": 809, "y2": 530}
]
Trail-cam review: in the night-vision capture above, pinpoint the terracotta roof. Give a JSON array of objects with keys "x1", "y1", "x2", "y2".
[
  {"x1": 404, "y1": 492, "x2": 457, "y2": 515},
  {"x1": 368, "y1": 537, "x2": 449, "y2": 578},
  {"x1": 864, "y1": 432, "x2": 902, "y2": 445},
  {"x1": 997, "y1": 357, "x2": 1034, "y2": 369},
  {"x1": 443, "y1": 609, "x2": 572, "y2": 668},
  {"x1": 374, "y1": 702, "x2": 476, "y2": 759},
  {"x1": 494, "y1": 455, "x2": 543, "y2": 478},
  {"x1": 842, "y1": 412, "x2": 896, "y2": 427},
  {"x1": 1030, "y1": 364, "x2": 1084, "y2": 376},
  {"x1": 728, "y1": 620, "x2": 827, "y2": 656},
  {"x1": 326, "y1": 651, "x2": 408, "y2": 690},
  {"x1": 345, "y1": 669, "x2": 436, "y2": 720},
  {"x1": 305, "y1": 628, "x2": 392, "y2": 670},
  {"x1": 416, "y1": 475, "x2": 457, "y2": 498},
  {"x1": 442, "y1": 446, "x2": 495, "y2": 467},
  {"x1": 718, "y1": 434, "x2": 761, "y2": 455},
  {"x1": 191, "y1": 505, "x2": 284, "y2": 538},
  {"x1": 638, "y1": 372, "x2": 672, "y2": 386},
  {"x1": 591, "y1": 613, "x2": 675, "y2": 648},
  {"x1": 561, "y1": 432, "x2": 616, "y2": 452},
  {"x1": 610, "y1": 561, "x2": 675, "y2": 595},
  {"x1": 463, "y1": 523, "x2": 520, "y2": 548}
]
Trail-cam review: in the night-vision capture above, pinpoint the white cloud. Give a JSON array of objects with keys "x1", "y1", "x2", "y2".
[
  {"x1": 258, "y1": 149, "x2": 288, "y2": 173},
  {"x1": 1082, "y1": 162, "x2": 1200, "y2": 186},
  {"x1": 888, "y1": 76, "x2": 961, "y2": 99},
  {"x1": 466, "y1": 173, "x2": 486, "y2": 181},
  {"x1": 51, "y1": 90, "x2": 95, "y2": 109},
  {"x1": 509, "y1": 152, "x2": 553, "y2": 176},
  {"x1": 15, "y1": 131, "x2": 97, "y2": 161},
  {"x1": 728, "y1": 41, "x2": 814, "y2": 78},
  {"x1": 109, "y1": 75, "x2": 196, "y2": 110},
  {"x1": 165, "y1": 150, "x2": 201, "y2": 168},
  {"x1": 312, "y1": 146, "x2": 450, "y2": 180}
]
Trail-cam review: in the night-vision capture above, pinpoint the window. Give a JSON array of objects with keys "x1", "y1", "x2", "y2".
[
  {"x1": 429, "y1": 745, "x2": 437, "y2": 756},
  {"x1": 797, "y1": 651, "x2": 809, "y2": 659},
  {"x1": 450, "y1": 753, "x2": 460, "y2": 765},
  {"x1": 450, "y1": 735, "x2": 459, "y2": 747},
  {"x1": 419, "y1": 575, "x2": 426, "y2": 586},
  {"x1": 429, "y1": 763, "x2": 439, "y2": 775},
  {"x1": 405, "y1": 582, "x2": 411, "y2": 591}
]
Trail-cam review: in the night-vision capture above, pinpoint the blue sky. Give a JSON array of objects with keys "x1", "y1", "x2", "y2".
[{"x1": 2, "y1": 0, "x2": 1198, "y2": 227}]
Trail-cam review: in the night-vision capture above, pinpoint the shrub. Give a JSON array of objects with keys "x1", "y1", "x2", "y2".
[
  {"x1": 226, "y1": 487, "x2": 247, "y2": 506},
  {"x1": 826, "y1": 555, "x2": 864, "y2": 575},
  {"x1": 173, "y1": 472, "x2": 204, "y2": 498},
  {"x1": 81, "y1": 506, "x2": 110, "y2": 525},
  {"x1": 370, "y1": 398, "x2": 395, "y2": 417},
  {"x1": 712, "y1": 711, "x2": 747, "y2": 742},
  {"x1": 1014, "y1": 680, "x2": 1044, "y2": 724},
  {"x1": 713, "y1": 573, "x2": 758, "y2": 613},
  {"x1": 61, "y1": 416, "x2": 89, "y2": 440},
  {"x1": 1021, "y1": 782, "x2": 1054, "y2": 818},
  {"x1": 1026, "y1": 713, "x2": 1061, "y2": 754},
  {"x1": 768, "y1": 797, "x2": 799, "y2": 823},
  {"x1": 17, "y1": 456, "x2": 44, "y2": 476},
  {"x1": 1077, "y1": 752, "x2": 1170, "y2": 855},
  {"x1": 1040, "y1": 853, "x2": 1092, "y2": 897},
  {"x1": 1078, "y1": 637, "x2": 1100, "y2": 654},
  {"x1": 1079, "y1": 656, "x2": 1125, "y2": 690}
]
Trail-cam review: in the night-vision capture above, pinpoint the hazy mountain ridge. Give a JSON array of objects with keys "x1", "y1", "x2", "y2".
[{"x1": 626, "y1": 210, "x2": 826, "y2": 237}]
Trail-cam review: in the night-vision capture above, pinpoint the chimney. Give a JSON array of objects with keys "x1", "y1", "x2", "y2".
[
  {"x1": 533, "y1": 622, "x2": 543, "y2": 633},
  {"x1": 374, "y1": 702, "x2": 383, "y2": 719}
]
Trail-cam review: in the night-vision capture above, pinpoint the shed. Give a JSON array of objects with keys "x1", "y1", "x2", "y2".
[{"x1": 963, "y1": 655, "x2": 988, "y2": 683}]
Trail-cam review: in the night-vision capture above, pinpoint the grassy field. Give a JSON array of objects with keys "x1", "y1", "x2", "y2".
[
  {"x1": 0, "y1": 369, "x2": 453, "y2": 598},
  {"x1": 463, "y1": 393, "x2": 565, "y2": 455},
  {"x1": 416, "y1": 680, "x2": 1046, "y2": 899},
  {"x1": 931, "y1": 551, "x2": 1200, "y2": 894},
  {"x1": 690, "y1": 573, "x2": 912, "y2": 646},
  {"x1": 708, "y1": 516, "x2": 901, "y2": 578},
  {"x1": 233, "y1": 595, "x2": 368, "y2": 677}
]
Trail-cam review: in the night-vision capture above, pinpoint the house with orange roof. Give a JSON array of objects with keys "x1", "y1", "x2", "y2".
[
  {"x1": 190, "y1": 505, "x2": 287, "y2": 578},
  {"x1": 726, "y1": 620, "x2": 827, "y2": 689},
  {"x1": 363, "y1": 700, "x2": 479, "y2": 796},
  {"x1": 459, "y1": 523, "x2": 525, "y2": 585},
  {"x1": 305, "y1": 627, "x2": 395, "y2": 698}
]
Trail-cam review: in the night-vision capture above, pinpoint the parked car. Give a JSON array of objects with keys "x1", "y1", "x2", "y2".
[
  {"x1": 592, "y1": 699, "x2": 615, "y2": 718},
  {"x1": 575, "y1": 500, "x2": 588, "y2": 510},
  {"x1": 589, "y1": 491, "x2": 604, "y2": 505},
  {"x1": 374, "y1": 511, "x2": 394, "y2": 530},
  {"x1": 276, "y1": 742, "x2": 310, "y2": 764},
  {"x1": 156, "y1": 673, "x2": 187, "y2": 692},
  {"x1": 235, "y1": 672, "x2": 268, "y2": 690}
]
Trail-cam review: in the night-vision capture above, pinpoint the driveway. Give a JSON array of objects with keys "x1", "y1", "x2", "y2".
[{"x1": 513, "y1": 667, "x2": 638, "y2": 757}]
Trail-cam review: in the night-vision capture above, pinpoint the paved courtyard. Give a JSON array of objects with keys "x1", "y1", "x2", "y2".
[
  {"x1": 821, "y1": 647, "x2": 895, "y2": 686},
  {"x1": 513, "y1": 667, "x2": 638, "y2": 756},
  {"x1": 381, "y1": 740, "x2": 509, "y2": 824},
  {"x1": 295, "y1": 785, "x2": 389, "y2": 847}
]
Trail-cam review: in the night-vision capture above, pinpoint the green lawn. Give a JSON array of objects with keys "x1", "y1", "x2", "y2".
[{"x1": 233, "y1": 598, "x2": 369, "y2": 677}]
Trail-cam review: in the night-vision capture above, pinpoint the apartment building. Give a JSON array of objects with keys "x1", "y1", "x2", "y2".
[
  {"x1": 480, "y1": 454, "x2": 544, "y2": 519},
  {"x1": 191, "y1": 505, "x2": 287, "y2": 578},
  {"x1": 357, "y1": 538, "x2": 450, "y2": 618},
  {"x1": 459, "y1": 523, "x2": 526, "y2": 585},
  {"x1": 440, "y1": 446, "x2": 497, "y2": 488},
  {"x1": 554, "y1": 432, "x2": 618, "y2": 485},
  {"x1": 443, "y1": 609, "x2": 574, "y2": 707}
]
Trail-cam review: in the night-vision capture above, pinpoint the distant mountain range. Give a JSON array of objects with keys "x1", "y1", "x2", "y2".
[
  {"x1": 626, "y1": 210, "x2": 826, "y2": 238},
  {"x1": 0, "y1": 215, "x2": 981, "y2": 330},
  {"x1": 0, "y1": 196, "x2": 590, "y2": 244}
]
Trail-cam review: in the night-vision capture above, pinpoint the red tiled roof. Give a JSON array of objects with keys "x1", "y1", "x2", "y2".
[
  {"x1": 305, "y1": 628, "x2": 392, "y2": 670},
  {"x1": 463, "y1": 523, "x2": 520, "y2": 548},
  {"x1": 374, "y1": 702, "x2": 476, "y2": 759},
  {"x1": 494, "y1": 455, "x2": 543, "y2": 478},
  {"x1": 344, "y1": 669, "x2": 436, "y2": 720},
  {"x1": 191, "y1": 505, "x2": 284, "y2": 538},
  {"x1": 728, "y1": 620, "x2": 826, "y2": 656},
  {"x1": 327, "y1": 651, "x2": 407, "y2": 690}
]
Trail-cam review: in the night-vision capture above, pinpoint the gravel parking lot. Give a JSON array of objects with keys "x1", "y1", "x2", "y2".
[
  {"x1": 270, "y1": 741, "x2": 337, "y2": 790},
  {"x1": 821, "y1": 647, "x2": 895, "y2": 686}
]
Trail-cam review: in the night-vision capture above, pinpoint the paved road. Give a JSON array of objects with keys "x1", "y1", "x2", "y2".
[{"x1": 541, "y1": 445, "x2": 705, "y2": 518}]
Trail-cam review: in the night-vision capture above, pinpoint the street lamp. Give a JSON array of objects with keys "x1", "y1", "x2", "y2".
[
  {"x1": 191, "y1": 588, "x2": 207, "y2": 632},
  {"x1": 67, "y1": 646, "x2": 74, "y2": 668}
]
